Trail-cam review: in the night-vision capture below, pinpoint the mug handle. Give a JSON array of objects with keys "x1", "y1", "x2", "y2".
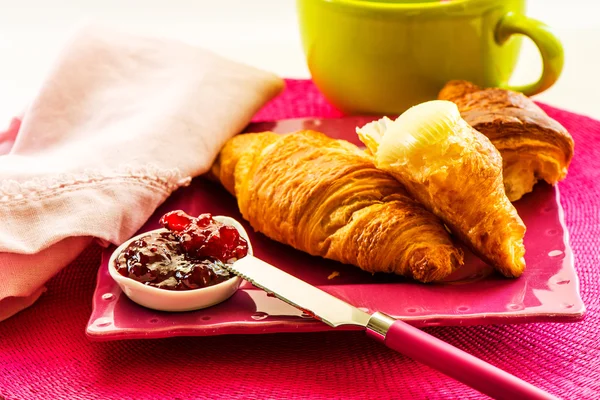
[{"x1": 495, "y1": 12, "x2": 564, "y2": 96}]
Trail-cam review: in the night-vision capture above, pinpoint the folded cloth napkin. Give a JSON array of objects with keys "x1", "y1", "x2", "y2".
[{"x1": 0, "y1": 25, "x2": 284, "y2": 321}]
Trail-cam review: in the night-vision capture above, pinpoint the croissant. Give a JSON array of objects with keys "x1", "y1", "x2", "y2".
[
  {"x1": 438, "y1": 80, "x2": 574, "y2": 201},
  {"x1": 211, "y1": 130, "x2": 464, "y2": 282},
  {"x1": 357, "y1": 100, "x2": 526, "y2": 278}
]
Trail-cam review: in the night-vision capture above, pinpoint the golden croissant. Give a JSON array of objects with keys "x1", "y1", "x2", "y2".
[
  {"x1": 210, "y1": 130, "x2": 464, "y2": 282},
  {"x1": 357, "y1": 100, "x2": 526, "y2": 278},
  {"x1": 439, "y1": 80, "x2": 574, "y2": 201}
]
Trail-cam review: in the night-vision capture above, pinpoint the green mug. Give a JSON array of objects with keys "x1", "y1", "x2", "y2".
[{"x1": 296, "y1": 0, "x2": 564, "y2": 114}]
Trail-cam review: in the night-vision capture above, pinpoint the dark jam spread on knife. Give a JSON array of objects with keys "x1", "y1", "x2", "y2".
[{"x1": 115, "y1": 211, "x2": 249, "y2": 290}]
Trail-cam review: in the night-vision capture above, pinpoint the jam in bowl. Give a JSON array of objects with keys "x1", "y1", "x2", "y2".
[{"x1": 108, "y1": 211, "x2": 252, "y2": 312}]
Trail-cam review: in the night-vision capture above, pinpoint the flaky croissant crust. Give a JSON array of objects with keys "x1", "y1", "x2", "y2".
[
  {"x1": 439, "y1": 80, "x2": 574, "y2": 201},
  {"x1": 357, "y1": 101, "x2": 526, "y2": 278},
  {"x1": 211, "y1": 130, "x2": 464, "y2": 282}
]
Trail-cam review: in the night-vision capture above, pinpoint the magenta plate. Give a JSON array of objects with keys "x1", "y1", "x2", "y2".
[{"x1": 86, "y1": 116, "x2": 585, "y2": 341}]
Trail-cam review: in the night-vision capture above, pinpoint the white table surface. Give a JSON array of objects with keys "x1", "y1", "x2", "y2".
[{"x1": 0, "y1": 0, "x2": 599, "y2": 125}]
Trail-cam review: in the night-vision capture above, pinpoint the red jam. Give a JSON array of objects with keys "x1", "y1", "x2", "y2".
[{"x1": 115, "y1": 211, "x2": 249, "y2": 290}]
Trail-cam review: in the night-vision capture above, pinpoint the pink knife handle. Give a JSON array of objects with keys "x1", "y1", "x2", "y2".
[{"x1": 367, "y1": 316, "x2": 557, "y2": 400}]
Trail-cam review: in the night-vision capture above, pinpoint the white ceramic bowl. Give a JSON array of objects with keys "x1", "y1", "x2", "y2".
[{"x1": 108, "y1": 216, "x2": 252, "y2": 312}]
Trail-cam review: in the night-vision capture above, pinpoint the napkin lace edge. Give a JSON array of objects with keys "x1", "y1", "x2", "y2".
[{"x1": 0, "y1": 164, "x2": 192, "y2": 202}]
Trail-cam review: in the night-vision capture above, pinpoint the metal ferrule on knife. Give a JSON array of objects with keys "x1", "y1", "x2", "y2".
[{"x1": 365, "y1": 312, "x2": 396, "y2": 342}]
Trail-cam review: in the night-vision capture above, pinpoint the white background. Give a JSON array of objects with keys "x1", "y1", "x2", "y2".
[{"x1": 0, "y1": 0, "x2": 599, "y2": 124}]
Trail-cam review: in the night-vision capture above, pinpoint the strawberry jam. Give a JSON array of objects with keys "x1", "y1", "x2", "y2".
[{"x1": 115, "y1": 211, "x2": 248, "y2": 290}]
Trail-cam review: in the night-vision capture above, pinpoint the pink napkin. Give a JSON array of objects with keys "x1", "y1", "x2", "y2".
[{"x1": 0, "y1": 25, "x2": 284, "y2": 321}]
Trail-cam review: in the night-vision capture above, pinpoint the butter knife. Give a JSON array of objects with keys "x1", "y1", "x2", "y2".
[{"x1": 228, "y1": 255, "x2": 556, "y2": 400}]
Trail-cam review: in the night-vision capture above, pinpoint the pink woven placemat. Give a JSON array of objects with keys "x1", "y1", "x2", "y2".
[{"x1": 0, "y1": 79, "x2": 598, "y2": 400}]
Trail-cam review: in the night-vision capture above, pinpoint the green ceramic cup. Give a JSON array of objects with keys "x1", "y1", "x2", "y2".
[{"x1": 297, "y1": 0, "x2": 564, "y2": 114}]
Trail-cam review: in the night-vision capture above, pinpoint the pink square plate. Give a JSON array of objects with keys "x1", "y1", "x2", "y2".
[{"x1": 86, "y1": 116, "x2": 585, "y2": 341}]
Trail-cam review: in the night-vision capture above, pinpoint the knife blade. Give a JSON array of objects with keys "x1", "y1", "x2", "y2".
[
  {"x1": 230, "y1": 254, "x2": 371, "y2": 328},
  {"x1": 228, "y1": 255, "x2": 556, "y2": 400}
]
